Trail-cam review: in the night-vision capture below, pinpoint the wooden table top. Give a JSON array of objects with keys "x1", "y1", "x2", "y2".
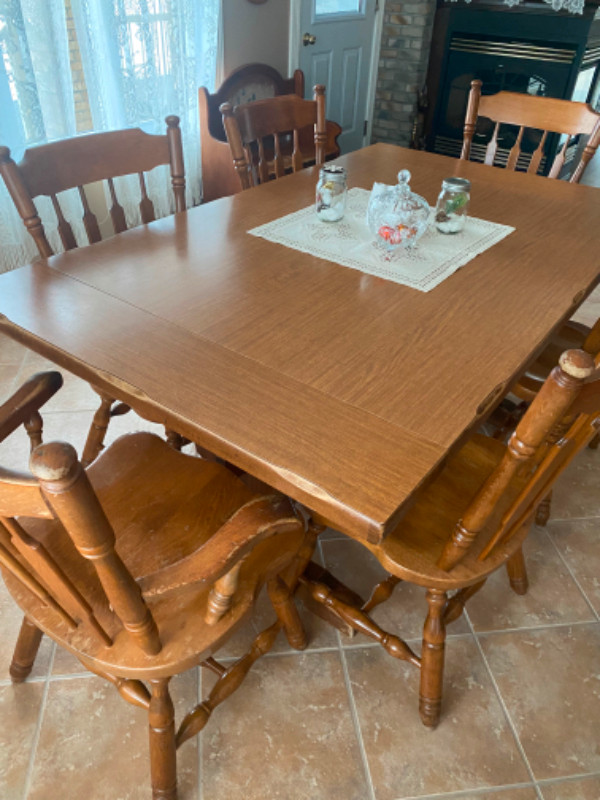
[{"x1": 1, "y1": 143, "x2": 599, "y2": 543}]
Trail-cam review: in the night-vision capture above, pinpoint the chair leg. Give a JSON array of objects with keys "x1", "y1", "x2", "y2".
[
  {"x1": 82, "y1": 395, "x2": 114, "y2": 467},
  {"x1": 267, "y1": 575, "x2": 307, "y2": 651},
  {"x1": 10, "y1": 617, "x2": 43, "y2": 683},
  {"x1": 535, "y1": 492, "x2": 552, "y2": 527},
  {"x1": 506, "y1": 547, "x2": 529, "y2": 596},
  {"x1": 588, "y1": 432, "x2": 600, "y2": 450},
  {"x1": 419, "y1": 589, "x2": 447, "y2": 729},
  {"x1": 148, "y1": 678, "x2": 177, "y2": 800}
]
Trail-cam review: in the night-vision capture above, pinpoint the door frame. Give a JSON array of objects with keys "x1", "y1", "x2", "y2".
[{"x1": 288, "y1": 0, "x2": 383, "y2": 149}]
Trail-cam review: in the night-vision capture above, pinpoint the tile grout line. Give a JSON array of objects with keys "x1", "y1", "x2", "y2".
[
  {"x1": 465, "y1": 611, "x2": 544, "y2": 800},
  {"x1": 317, "y1": 535, "x2": 378, "y2": 800},
  {"x1": 341, "y1": 631, "x2": 474, "y2": 647},
  {"x1": 217, "y1": 643, "x2": 341, "y2": 664},
  {"x1": 543, "y1": 527, "x2": 600, "y2": 623},
  {"x1": 42, "y1": 670, "x2": 94, "y2": 682},
  {"x1": 547, "y1": 513, "x2": 600, "y2": 523},
  {"x1": 197, "y1": 666, "x2": 204, "y2": 800},
  {"x1": 393, "y1": 780, "x2": 538, "y2": 800},
  {"x1": 468, "y1": 617, "x2": 598, "y2": 638},
  {"x1": 22, "y1": 641, "x2": 57, "y2": 800},
  {"x1": 337, "y1": 640, "x2": 378, "y2": 800},
  {"x1": 537, "y1": 769, "x2": 600, "y2": 787}
]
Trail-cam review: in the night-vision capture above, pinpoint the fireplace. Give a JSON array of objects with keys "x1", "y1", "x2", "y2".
[
  {"x1": 371, "y1": 1, "x2": 600, "y2": 177},
  {"x1": 422, "y1": 1, "x2": 600, "y2": 177}
]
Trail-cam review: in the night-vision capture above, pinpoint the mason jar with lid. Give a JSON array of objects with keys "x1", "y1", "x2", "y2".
[
  {"x1": 316, "y1": 165, "x2": 347, "y2": 222},
  {"x1": 435, "y1": 177, "x2": 471, "y2": 234}
]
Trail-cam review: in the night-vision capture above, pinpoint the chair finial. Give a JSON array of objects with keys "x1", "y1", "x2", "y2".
[
  {"x1": 30, "y1": 441, "x2": 79, "y2": 484},
  {"x1": 558, "y1": 349, "x2": 596, "y2": 380}
]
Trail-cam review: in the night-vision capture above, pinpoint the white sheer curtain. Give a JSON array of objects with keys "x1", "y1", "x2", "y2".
[
  {"x1": 0, "y1": 0, "x2": 77, "y2": 271},
  {"x1": 0, "y1": 0, "x2": 220, "y2": 273}
]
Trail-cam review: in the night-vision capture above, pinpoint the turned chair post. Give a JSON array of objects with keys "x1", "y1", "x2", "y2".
[
  {"x1": 220, "y1": 103, "x2": 253, "y2": 190},
  {"x1": 165, "y1": 115, "x2": 186, "y2": 213},
  {"x1": 205, "y1": 562, "x2": 243, "y2": 625},
  {"x1": 313, "y1": 83, "x2": 327, "y2": 167},
  {"x1": 419, "y1": 589, "x2": 447, "y2": 728},
  {"x1": 148, "y1": 678, "x2": 177, "y2": 800},
  {"x1": 506, "y1": 547, "x2": 529, "y2": 596},
  {"x1": 9, "y1": 617, "x2": 43, "y2": 683},
  {"x1": 572, "y1": 116, "x2": 600, "y2": 183},
  {"x1": 81, "y1": 394, "x2": 114, "y2": 468},
  {"x1": 0, "y1": 147, "x2": 53, "y2": 257},
  {"x1": 267, "y1": 575, "x2": 308, "y2": 650},
  {"x1": 30, "y1": 441, "x2": 161, "y2": 655},
  {"x1": 460, "y1": 78, "x2": 481, "y2": 162},
  {"x1": 438, "y1": 350, "x2": 596, "y2": 571}
]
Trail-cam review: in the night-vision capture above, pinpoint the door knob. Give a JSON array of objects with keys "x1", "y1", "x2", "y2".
[{"x1": 303, "y1": 32, "x2": 317, "y2": 46}]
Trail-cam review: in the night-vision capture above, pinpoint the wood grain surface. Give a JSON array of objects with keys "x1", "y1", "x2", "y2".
[{"x1": 1, "y1": 144, "x2": 599, "y2": 542}]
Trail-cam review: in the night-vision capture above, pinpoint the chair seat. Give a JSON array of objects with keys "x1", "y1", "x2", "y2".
[
  {"x1": 3, "y1": 433, "x2": 304, "y2": 678},
  {"x1": 368, "y1": 434, "x2": 530, "y2": 589}
]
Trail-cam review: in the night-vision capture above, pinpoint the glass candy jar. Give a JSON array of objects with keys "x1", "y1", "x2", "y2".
[
  {"x1": 435, "y1": 177, "x2": 471, "y2": 234},
  {"x1": 315, "y1": 165, "x2": 347, "y2": 222},
  {"x1": 366, "y1": 169, "x2": 430, "y2": 258}
]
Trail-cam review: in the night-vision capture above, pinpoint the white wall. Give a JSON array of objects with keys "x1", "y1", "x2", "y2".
[{"x1": 222, "y1": 0, "x2": 290, "y2": 77}]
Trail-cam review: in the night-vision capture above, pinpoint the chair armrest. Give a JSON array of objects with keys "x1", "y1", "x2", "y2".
[
  {"x1": 0, "y1": 371, "x2": 63, "y2": 443},
  {"x1": 138, "y1": 494, "x2": 303, "y2": 597}
]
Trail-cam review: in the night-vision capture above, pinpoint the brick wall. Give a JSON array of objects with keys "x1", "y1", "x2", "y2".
[
  {"x1": 65, "y1": 0, "x2": 93, "y2": 133},
  {"x1": 372, "y1": 1, "x2": 436, "y2": 147}
]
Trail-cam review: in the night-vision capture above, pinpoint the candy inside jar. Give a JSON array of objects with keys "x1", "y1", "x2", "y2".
[
  {"x1": 377, "y1": 223, "x2": 418, "y2": 246},
  {"x1": 316, "y1": 165, "x2": 347, "y2": 222}
]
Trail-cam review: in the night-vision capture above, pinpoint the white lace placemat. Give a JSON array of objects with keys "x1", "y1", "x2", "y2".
[{"x1": 248, "y1": 187, "x2": 515, "y2": 293}]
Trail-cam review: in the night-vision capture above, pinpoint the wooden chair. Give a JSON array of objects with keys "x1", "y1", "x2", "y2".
[
  {"x1": 491, "y1": 315, "x2": 600, "y2": 526},
  {"x1": 0, "y1": 371, "x2": 311, "y2": 800},
  {"x1": 461, "y1": 79, "x2": 600, "y2": 183},
  {"x1": 461, "y1": 78, "x2": 600, "y2": 517},
  {"x1": 199, "y1": 63, "x2": 341, "y2": 202},
  {"x1": 220, "y1": 85, "x2": 328, "y2": 191},
  {"x1": 300, "y1": 348, "x2": 600, "y2": 728},
  {"x1": 0, "y1": 117, "x2": 187, "y2": 466}
]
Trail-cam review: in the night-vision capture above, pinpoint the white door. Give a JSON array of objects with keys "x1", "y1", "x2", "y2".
[{"x1": 297, "y1": 0, "x2": 378, "y2": 154}]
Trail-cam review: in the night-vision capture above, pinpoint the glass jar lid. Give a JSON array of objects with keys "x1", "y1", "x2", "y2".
[
  {"x1": 320, "y1": 165, "x2": 347, "y2": 181},
  {"x1": 442, "y1": 177, "x2": 471, "y2": 192}
]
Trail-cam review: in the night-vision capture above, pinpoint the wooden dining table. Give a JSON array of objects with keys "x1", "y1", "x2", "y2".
[{"x1": 0, "y1": 143, "x2": 599, "y2": 546}]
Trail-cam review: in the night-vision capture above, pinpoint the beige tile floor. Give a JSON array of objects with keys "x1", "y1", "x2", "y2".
[{"x1": 0, "y1": 300, "x2": 599, "y2": 800}]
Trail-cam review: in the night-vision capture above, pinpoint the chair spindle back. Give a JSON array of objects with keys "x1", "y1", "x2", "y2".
[
  {"x1": 461, "y1": 80, "x2": 600, "y2": 183},
  {"x1": 220, "y1": 85, "x2": 327, "y2": 190},
  {"x1": 0, "y1": 116, "x2": 185, "y2": 259}
]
